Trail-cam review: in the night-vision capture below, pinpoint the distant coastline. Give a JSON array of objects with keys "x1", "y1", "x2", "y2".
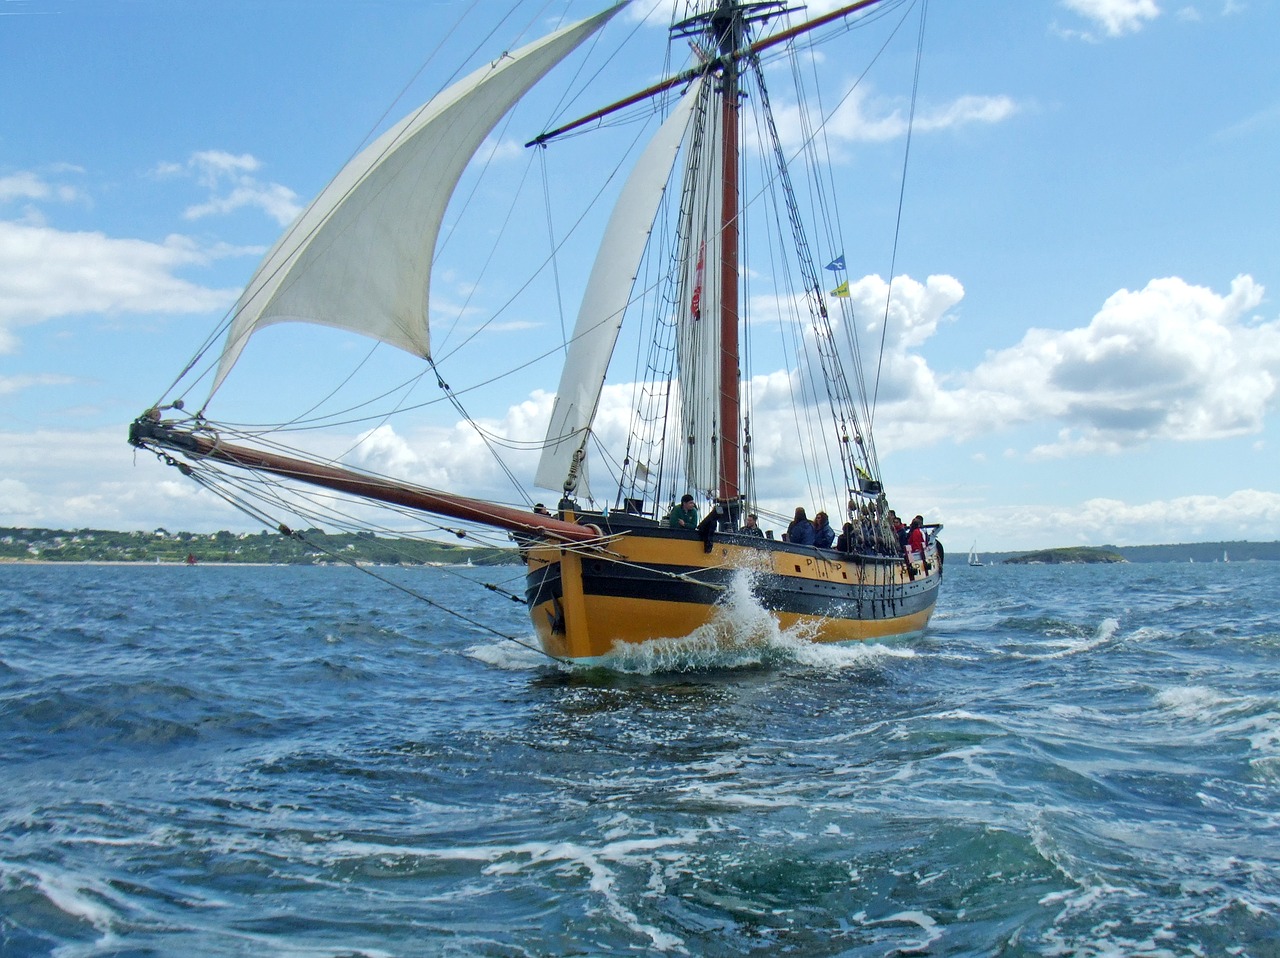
[
  {"x1": 976, "y1": 541, "x2": 1280, "y2": 565},
  {"x1": 0, "y1": 527, "x2": 516, "y2": 567},
  {"x1": 2, "y1": 527, "x2": 1276, "y2": 566}
]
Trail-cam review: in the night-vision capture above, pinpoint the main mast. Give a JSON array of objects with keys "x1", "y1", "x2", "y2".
[
  {"x1": 673, "y1": 0, "x2": 790, "y2": 520},
  {"x1": 532, "y1": 0, "x2": 891, "y2": 521},
  {"x1": 711, "y1": 2, "x2": 744, "y2": 510}
]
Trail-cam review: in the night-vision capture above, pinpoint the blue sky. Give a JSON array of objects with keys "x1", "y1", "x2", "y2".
[{"x1": 2, "y1": 0, "x2": 1278, "y2": 552}]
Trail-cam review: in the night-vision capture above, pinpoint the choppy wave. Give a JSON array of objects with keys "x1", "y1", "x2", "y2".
[{"x1": 1, "y1": 561, "x2": 1278, "y2": 955}]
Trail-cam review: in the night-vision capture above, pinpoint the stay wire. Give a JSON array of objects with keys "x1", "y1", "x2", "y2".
[
  {"x1": 870, "y1": 0, "x2": 927, "y2": 426},
  {"x1": 280, "y1": 527, "x2": 563, "y2": 664}
]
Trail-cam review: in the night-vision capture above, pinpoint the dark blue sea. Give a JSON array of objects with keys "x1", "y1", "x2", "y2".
[{"x1": 2, "y1": 559, "x2": 1277, "y2": 957}]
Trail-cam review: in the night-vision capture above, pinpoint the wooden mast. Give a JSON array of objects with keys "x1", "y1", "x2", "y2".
[{"x1": 713, "y1": 1, "x2": 742, "y2": 510}]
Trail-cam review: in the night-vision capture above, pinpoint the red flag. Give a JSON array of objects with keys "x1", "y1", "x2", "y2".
[{"x1": 690, "y1": 240, "x2": 705, "y2": 320}]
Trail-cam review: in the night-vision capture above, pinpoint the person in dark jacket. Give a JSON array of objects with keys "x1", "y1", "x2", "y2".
[
  {"x1": 812, "y1": 511, "x2": 835, "y2": 549},
  {"x1": 785, "y1": 507, "x2": 815, "y2": 546},
  {"x1": 740, "y1": 513, "x2": 765, "y2": 537}
]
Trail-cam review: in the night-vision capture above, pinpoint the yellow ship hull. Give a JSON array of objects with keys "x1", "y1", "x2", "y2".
[{"x1": 522, "y1": 514, "x2": 942, "y2": 662}]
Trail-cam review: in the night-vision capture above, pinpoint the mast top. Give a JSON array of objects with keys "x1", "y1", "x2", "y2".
[
  {"x1": 527, "y1": 0, "x2": 891, "y2": 148},
  {"x1": 670, "y1": 1, "x2": 799, "y2": 48}
]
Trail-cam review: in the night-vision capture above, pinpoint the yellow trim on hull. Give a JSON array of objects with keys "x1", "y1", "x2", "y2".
[{"x1": 525, "y1": 531, "x2": 941, "y2": 661}]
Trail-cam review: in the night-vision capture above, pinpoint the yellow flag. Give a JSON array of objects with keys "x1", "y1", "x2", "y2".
[{"x1": 829, "y1": 280, "x2": 850, "y2": 297}]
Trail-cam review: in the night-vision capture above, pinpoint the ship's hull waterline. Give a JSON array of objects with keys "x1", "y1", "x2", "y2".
[{"x1": 521, "y1": 514, "x2": 941, "y2": 661}]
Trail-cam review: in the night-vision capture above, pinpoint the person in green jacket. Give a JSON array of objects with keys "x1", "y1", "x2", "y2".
[{"x1": 667, "y1": 494, "x2": 699, "y2": 530}]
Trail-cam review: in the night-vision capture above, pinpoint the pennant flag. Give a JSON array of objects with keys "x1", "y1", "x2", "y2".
[
  {"x1": 825, "y1": 254, "x2": 845, "y2": 271},
  {"x1": 829, "y1": 280, "x2": 850, "y2": 298}
]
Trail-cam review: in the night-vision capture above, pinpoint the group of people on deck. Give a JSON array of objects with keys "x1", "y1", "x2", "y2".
[
  {"x1": 782, "y1": 507, "x2": 833, "y2": 548},
  {"x1": 665, "y1": 495, "x2": 932, "y2": 566}
]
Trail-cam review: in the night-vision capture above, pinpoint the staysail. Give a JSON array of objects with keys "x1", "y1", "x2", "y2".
[
  {"x1": 535, "y1": 76, "x2": 707, "y2": 499},
  {"x1": 208, "y1": 4, "x2": 625, "y2": 397}
]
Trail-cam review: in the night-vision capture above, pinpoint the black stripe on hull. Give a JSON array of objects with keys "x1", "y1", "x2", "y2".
[{"x1": 525, "y1": 557, "x2": 938, "y2": 622}]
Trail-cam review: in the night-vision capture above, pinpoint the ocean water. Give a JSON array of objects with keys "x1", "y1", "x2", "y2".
[{"x1": 1, "y1": 559, "x2": 1277, "y2": 957}]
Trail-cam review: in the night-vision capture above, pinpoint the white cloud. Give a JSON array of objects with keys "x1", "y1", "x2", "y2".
[
  {"x1": 0, "y1": 169, "x2": 85, "y2": 214},
  {"x1": 0, "y1": 220, "x2": 241, "y2": 352},
  {"x1": 978, "y1": 275, "x2": 1276, "y2": 456},
  {"x1": 1060, "y1": 0, "x2": 1161, "y2": 38},
  {"x1": 0, "y1": 171, "x2": 53, "y2": 203},
  {"x1": 478, "y1": 136, "x2": 528, "y2": 164},
  {"x1": 774, "y1": 86, "x2": 1018, "y2": 155},
  {"x1": 0, "y1": 372, "x2": 75, "y2": 397},
  {"x1": 860, "y1": 274, "x2": 1279, "y2": 457},
  {"x1": 0, "y1": 428, "x2": 249, "y2": 531},
  {"x1": 945, "y1": 488, "x2": 1280, "y2": 550},
  {"x1": 264, "y1": 272, "x2": 1278, "y2": 514},
  {"x1": 155, "y1": 150, "x2": 303, "y2": 226}
]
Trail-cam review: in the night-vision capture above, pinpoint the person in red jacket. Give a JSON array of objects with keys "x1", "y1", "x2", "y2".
[{"x1": 906, "y1": 515, "x2": 931, "y2": 572}]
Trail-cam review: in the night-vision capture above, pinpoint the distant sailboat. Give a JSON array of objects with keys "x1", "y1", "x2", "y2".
[{"x1": 968, "y1": 543, "x2": 984, "y2": 567}]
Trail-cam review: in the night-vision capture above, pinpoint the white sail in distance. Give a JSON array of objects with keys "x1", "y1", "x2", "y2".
[{"x1": 208, "y1": 4, "x2": 626, "y2": 398}]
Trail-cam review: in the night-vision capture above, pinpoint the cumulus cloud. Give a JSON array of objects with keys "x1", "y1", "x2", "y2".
[
  {"x1": 220, "y1": 271, "x2": 1278, "y2": 521},
  {"x1": 0, "y1": 427, "x2": 248, "y2": 531},
  {"x1": 769, "y1": 86, "x2": 1018, "y2": 158},
  {"x1": 949, "y1": 488, "x2": 1280, "y2": 550},
  {"x1": 347, "y1": 405, "x2": 549, "y2": 502},
  {"x1": 973, "y1": 275, "x2": 1276, "y2": 456},
  {"x1": 837, "y1": 273, "x2": 1277, "y2": 458},
  {"x1": 156, "y1": 150, "x2": 303, "y2": 226},
  {"x1": 0, "y1": 220, "x2": 241, "y2": 353},
  {"x1": 0, "y1": 171, "x2": 60, "y2": 204},
  {"x1": 1060, "y1": 0, "x2": 1161, "y2": 38}
]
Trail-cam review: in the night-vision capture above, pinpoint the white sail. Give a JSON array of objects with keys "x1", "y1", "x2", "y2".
[
  {"x1": 675, "y1": 97, "x2": 724, "y2": 496},
  {"x1": 535, "y1": 76, "x2": 706, "y2": 498},
  {"x1": 209, "y1": 5, "x2": 625, "y2": 397}
]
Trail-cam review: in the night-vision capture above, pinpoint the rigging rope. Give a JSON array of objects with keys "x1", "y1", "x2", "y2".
[
  {"x1": 870, "y1": 0, "x2": 928, "y2": 426},
  {"x1": 139, "y1": 440, "x2": 573, "y2": 664}
]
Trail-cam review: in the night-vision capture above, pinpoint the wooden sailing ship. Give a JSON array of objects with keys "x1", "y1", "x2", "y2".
[{"x1": 131, "y1": 0, "x2": 943, "y2": 663}]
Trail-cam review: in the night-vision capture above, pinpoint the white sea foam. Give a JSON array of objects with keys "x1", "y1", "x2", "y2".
[
  {"x1": 1246, "y1": 709, "x2": 1280, "y2": 781},
  {"x1": 1154, "y1": 685, "x2": 1235, "y2": 720},
  {"x1": 464, "y1": 638, "x2": 549, "y2": 670},
  {"x1": 0, "y1": 859, "x2": 129, "y2": 943},
  {"x1": 603, "y1": 568, "x2": 910, "y2": 674},
  {"x1": 1013, "y1": 617, "x2": 1122, "y2": 661},
  {"x1": 324, "y1": 831, "x2": 699, "y2": 953},
  {"x1": 862, "y1": 909, "x2": 944, "y2": 952}
]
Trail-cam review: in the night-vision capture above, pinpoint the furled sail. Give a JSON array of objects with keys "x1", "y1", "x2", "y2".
[
  {"x1": 535, "y1": 76, "x2": 707, "y2": 498},
  {"x1": 209, "y1": 4, "x2": 625, "y2": 397}
]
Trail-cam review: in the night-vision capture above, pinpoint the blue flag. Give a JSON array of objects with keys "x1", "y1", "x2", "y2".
[{"x1": 825, "y1": 254, "x2": 845, "y2": 271}]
